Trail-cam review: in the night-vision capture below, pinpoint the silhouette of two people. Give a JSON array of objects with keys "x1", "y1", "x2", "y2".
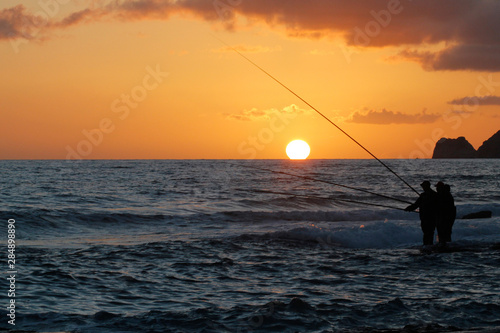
[{"x1": 405, "y1": 181, "x2": 456, "y2": 247}]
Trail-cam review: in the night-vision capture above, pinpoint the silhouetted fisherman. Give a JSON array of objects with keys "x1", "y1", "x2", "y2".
[
  {"x1": 436, "y1": 182, "x2": 456, "y2": 245},
  {"x1": 405, "y1": 181, "x2": 438, "y2": 246}
]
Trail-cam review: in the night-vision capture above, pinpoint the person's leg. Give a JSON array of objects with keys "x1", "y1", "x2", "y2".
[
  {"x1": 445, "y1": 217, "x2": 455, "y2": 242},
  {"x1": 436, "y1": 218, "x2": 446, "y2": 244},
  {"x1": 421, "y1": 220, "x2": 435, "y2": 245}
]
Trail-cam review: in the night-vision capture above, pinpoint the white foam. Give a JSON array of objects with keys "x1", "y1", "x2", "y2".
[{"x1": 265, "y1": 217, "x2": 500, "y2": 249}]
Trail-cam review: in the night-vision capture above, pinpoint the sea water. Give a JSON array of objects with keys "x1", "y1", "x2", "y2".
[{"x1": 1, "y1": 159, "x2": 499, "y2": 332}]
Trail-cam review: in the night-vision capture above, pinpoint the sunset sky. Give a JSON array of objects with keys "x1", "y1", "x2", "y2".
[{"x1": 1, "y1": 0, "x2": 500, "y2": 159}]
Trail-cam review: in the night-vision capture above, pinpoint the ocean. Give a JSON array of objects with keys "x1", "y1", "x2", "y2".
[{"x1": 1, "y1": 159, "x2": 499, "y2": 333}]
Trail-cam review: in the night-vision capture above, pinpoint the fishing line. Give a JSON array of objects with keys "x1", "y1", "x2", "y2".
[
  {"x1": 237, "y1": 188, "x2": 413, "y2": 212},
  {"x1": 214, "y1": 35, "x2": 420, "y2": 196},
  {"x1": 228, "y1": 162, "x2": 413, "y2": 205}
]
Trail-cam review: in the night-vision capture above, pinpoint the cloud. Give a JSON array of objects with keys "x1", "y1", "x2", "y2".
[
  {"x1": 348, "y1": 109, "x2": 440, "y2": 124},
  {"x1": 226, "y1": 104, "x2": 308, "y2": 121},
  {"x1": 448, "y1": 95, "x2": 500, "y2": 106},
  {"x1": 87, "y1": 0, "x2": 499, "y2": 47},
  {"x1": 2, "y1": 1, "x2": 500, "y2": 71},
  {"x1": 0, "y1": 5, "x2": 48, "y2": 40},
  {"x1": 226, "y1": 108, "x2": 269, "y2": 121},
  {"x1": 449, "y1": 110, "x2": 474, "y2": 116},
  {"x1": 395, "y1": 45, "x2": 500, "y2": 72},
  {"x1": 0, "y1": 5, "x2": 102, "y2": 41},
  {"x1": 54, "y1": 8, "x2": 98, "y2": 28}
]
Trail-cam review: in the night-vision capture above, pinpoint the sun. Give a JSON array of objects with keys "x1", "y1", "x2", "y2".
[{"x1": 286, "y1": 140, "x2": 310, "y2": 160}]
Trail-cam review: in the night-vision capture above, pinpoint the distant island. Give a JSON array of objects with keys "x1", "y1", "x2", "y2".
[{"x1": 432, "y1": 130, "x2": 500, "y2": 159}]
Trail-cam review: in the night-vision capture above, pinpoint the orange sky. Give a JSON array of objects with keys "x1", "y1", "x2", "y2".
[{"x1": 1, "y1": 0, "x2": 499, "y2": 159}]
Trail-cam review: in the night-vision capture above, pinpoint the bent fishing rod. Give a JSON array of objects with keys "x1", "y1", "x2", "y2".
[
  {"x1": 228, "y1": 161, "x2": 413, "y2": 205},
  {"x1": 214, "y1": 35, "x2": 420, "y2": 196},
  {"x1": 237, "y1": 188, "x2": 415, "y2": 212}
]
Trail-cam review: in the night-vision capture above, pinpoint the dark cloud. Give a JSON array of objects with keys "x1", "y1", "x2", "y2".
[
  {"x1": 448, "y1": 95, "x2": 500, "y2": 106},
  {"x1": 95, "y1": 0, "x2": 500, "y2": 48},
  {"x1": 55, "y1": 8, "x2": 97, "y2": 28},
  {"x1": 396, "y1": 45, "x2": 500, "y2": 72},
  {"x1": 348, "y1": 109, "x2": 440, "y2": 124},
  {"x1": 0, "y1": 5, "x2": 48, "y2": 40},
  {"x1": 0, "y1": 5, "x2": 100, "y2": 40},
  {"x1": 2, "y1": 0, "x2": 500, "y2": 71}
]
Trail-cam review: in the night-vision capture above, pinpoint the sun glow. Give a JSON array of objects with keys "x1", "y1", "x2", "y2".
[{"x1": 286, "y1": 140, "x2": 310, "y2": 159}]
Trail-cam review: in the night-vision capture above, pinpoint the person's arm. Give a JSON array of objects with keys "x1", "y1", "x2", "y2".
[{"x1": 405, "y1": 196, "x2": 421, "y2": 211}]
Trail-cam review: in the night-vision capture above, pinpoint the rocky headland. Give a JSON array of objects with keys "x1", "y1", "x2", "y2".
[{"x1": 432, "y1": 130, "x2": 500, "y2": 158}]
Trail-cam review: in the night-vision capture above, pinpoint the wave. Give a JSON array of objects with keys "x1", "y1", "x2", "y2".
[
  {"x1": 0, "y1": 209, "x2": 172, "y2": 240},
  {"x1": 238, "y1": 218, "x2": 500, "y2": 249},
  {"x1": 222, "y1": 202, "x2": 500, "y2": 223},
  {"x1": 2, "y1": 202, "x2": 499, "y2": 246}
]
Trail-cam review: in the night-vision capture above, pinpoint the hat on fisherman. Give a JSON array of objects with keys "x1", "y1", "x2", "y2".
[{"x1": 420, "y1": 180, "x2": 431, "y2": 187}]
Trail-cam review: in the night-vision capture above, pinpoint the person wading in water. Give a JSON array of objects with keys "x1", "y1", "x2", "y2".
[
  {"x1": 436, "y1": 182, "x2": 456, "y2": 246},
  {"x1": 405, "y1": 181, "x2": 438, "y2": 249}
]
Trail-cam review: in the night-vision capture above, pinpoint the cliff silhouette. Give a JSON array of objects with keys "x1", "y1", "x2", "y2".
[{"x1": 432, "y1": 130, "x2": 500, "y2": 159}]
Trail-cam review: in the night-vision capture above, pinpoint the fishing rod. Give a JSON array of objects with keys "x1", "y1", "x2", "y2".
[
  {"x1": 228, "y1": 161, "x2": 413, "y2": 205},
  {"x1": 237, "y1": 188, "x2": 413, "y2": 212},
  {"x1": 214, "y1": 35, "x2": 420, "y2": 196}
]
